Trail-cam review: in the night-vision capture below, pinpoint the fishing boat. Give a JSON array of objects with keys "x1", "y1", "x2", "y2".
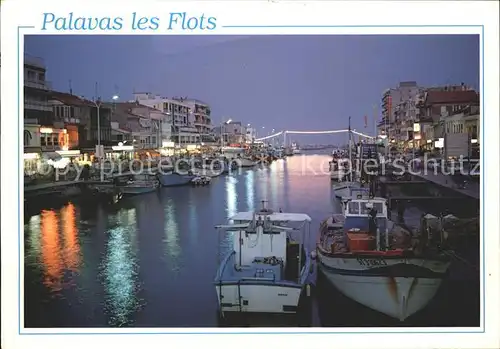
[
  {"x1": 157, "y1": 171, "x2": 195, "y2": 187},
  {"x1": 214, "y1": 202, "x2": 313, "y2": 318},
  {"x1": 316, "y1": 195, "x2": 451, "y2": 321}
]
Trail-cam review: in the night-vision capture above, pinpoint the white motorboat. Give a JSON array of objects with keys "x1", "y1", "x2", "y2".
[
  {"x1": 316, "y1": 196, "x2": 451, "y2": 321},
  {"x1": 119, "y1": 174, "x2": 160, "y2": 195},
  {"x1": 231, "y1": 157, "x2": 256, "y2": 168},
  {"x1": 214, "y1": 202, "x2": 313, "y2": 318}
]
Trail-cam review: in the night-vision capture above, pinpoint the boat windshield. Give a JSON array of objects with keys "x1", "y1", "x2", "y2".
[{"x1": 344, "y1": 216, "x2": 388, "y2": 233}]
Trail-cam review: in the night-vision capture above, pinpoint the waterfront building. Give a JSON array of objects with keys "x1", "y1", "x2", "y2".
[
  {"x1": 23, "y1": 55, "x2": 53, "y2": 125},
  {"x1": 48, "y1": 91, "x2": 113, "y2": 161},
  {"x1": 23, "y1": 120, "x2": 42, "y2": 175},
  {"x1": 245, "y1": 126, "x2": 256, "y2": 143},
  {"x1": 181, "y1": 98, "x2": 214, "y2": 143},
  {"x1": 379, "y1": 81, "x2": 422, "y2": 148},
  {"x1": 133, "y1": 92, "x2": 203, "y2": 145},
  {"x1": 110, "y1": 102, "x2": 172, "y2": 150},
  {"x1": 213, "y1": 121, "x2": 247, "y2": 145},
  {"x1": 418, "y1": 86, "x2": 479, "y2": 157}
]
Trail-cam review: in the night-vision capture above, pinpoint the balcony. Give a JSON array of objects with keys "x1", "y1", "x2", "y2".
[
  {"x1": 25, "y1": 79, "x2": 52, "y2": 90},
  {"x1": 63, "y1": 117, "x2": 81, "y2": 124},
  {"x1": 24, "y1": 55, "x2": 46, "y2": 69},
  {"x1": 24, "y1": 100, "x2": 52, "y2": 111}
]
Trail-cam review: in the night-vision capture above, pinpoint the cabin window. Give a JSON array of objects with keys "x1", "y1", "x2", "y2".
[
  {"x1": 347, "y1": 202, "x2": 360, "y2": 214},
  {"x1": 360, "y1": 202, "x2": 384, "y2": 215}
]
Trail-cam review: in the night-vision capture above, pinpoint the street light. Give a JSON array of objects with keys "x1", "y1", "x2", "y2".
[{"x1": 94, "y1": 94, "x2": 119, "y2": 160}]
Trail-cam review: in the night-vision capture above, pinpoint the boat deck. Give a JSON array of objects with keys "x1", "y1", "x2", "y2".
[
  {"x1": 218, "y1": 252, "x2": 283, "y2": 283},
  {"x1": 217, "y1": 242, "x2": 306, "y2": 285}
]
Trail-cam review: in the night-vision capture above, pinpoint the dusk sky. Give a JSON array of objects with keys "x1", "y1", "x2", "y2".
[{"x1": 25, "y1": 35, "x2": 479, "y2": 144}]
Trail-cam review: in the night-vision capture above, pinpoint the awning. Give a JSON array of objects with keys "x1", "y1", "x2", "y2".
[{"x1": 42, "y1": 152, "x2": 62, "y2": 161}]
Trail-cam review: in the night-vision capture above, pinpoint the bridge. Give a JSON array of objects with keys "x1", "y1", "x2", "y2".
[{"x1": 255, "y1": 129, "x2": 375, "y2": 143}]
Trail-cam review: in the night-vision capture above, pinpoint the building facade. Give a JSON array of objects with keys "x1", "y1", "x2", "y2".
[
  {"x1": 245, "y1": 126, "x2": 256, "y2": 143},
  {"x1": 111, "y1": 102, "x2": 172, "y2": 149},
  {"x1": 133, "y1": 92, "x2": 206, "y2": 145},
  {"x1": 23, "y1": 55, "x2": 53, "y2": 126},
  {"x1": 49, "y1": 91, "x2": 114, "y2": 150},
  {"x1": 379, "y1": 81, "x2": 421, "y2": 147},
  {"x1": 182, "y1": 98, "x2": 214, "y2": 142}
]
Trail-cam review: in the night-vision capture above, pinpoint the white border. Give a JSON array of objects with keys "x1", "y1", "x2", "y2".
[{"x1": 1, "y1": 1, "x2": 499, "y2": 349}]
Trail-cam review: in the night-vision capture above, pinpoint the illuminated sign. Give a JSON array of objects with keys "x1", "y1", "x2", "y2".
[
  {"x1": 56, "y1": 150, "x2": 81, "y2": 156},
  {"x1": 112, "y1": 145, "x2": 134, "y2": 151},
  {"x1": 39, "y1": 127, "x2": 53, "y2": 134}
]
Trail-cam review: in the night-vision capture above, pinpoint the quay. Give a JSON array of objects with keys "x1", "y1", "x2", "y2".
[
  {"x1": 413, "y1": 172, "x2": 479, "y2": 200},
  {"x1": 382, "y1": 164, "x2": 480, "y2": 200}
]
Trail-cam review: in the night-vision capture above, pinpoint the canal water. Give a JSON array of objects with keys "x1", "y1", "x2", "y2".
[{"x1": 24, "y1": 154, "x2": 479, "y2": 327}]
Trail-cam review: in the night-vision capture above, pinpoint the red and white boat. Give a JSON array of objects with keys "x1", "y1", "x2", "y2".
[{"x1": 316, "y1": 196, "x2": 451, "y2": 321}]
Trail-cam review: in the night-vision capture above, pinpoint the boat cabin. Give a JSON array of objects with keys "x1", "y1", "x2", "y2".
[
  {"x1": 342, "y1": 197, "x2": 392, "y2": 251},
  {"x1": 221, "y1": 209, "x2": 311, "y2": 282}
]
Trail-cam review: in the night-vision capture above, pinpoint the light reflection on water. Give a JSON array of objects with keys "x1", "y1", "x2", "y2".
[
  {"x1": 188, "y1": 190, "x2": 198, "y2": 244},
  {"x1": 220, "y1": 176, "x2": 238, "y2": 257},
  {"x1": 100, "y1": 208, "x2": 140, "y2": 326},
  {"x1": 23, "y1": 155, "x2": 473, "y2": 327},
  {"x1": 164, "y1": 198, "x2": 182, "y2": 272},
  {"x1": 245, "y1": 171, "x2": 254, "y2": 211},
  {"x1": 40, "y1": 210, "x2": 63, "y2": 292},
  {"x1": 25, "y1": 203, "x2": 83, "y2": 294}
]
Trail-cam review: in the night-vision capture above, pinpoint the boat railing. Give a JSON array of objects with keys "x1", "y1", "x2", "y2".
[
  {"x1": 240, "y1": 276, "x2": 276, "y2": 282},
  {"x1": 215, "y1": 251, "x2": 235, "y2": 280}
]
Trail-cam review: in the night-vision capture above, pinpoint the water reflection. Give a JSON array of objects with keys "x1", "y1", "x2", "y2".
[
  {"x1": 225, "y1": 176, "x2": 237, "y2": 218},
  {"x1": 164, "y1": 199, "x2": 182, "y2": 271},
  {"x1": 101, "y1": 222, "x2": 139, "y2": 326},
  {"x1": 29, "y1": 204, "x2": 82, "y2": 294},
  {"x1": 270, "y1": 163, "x2": 278, "y2": 207},
  {"x1": 40, "y1": 210, "x2": 63, "y2": 292},
  {"x1": 245, "y1": 171, "x2": 254, "y2": 211},
  {"x1": 188, "y1": 190, "x2": 198, "y2": 244},
  {"x1": 61, "y1": 203, "x2": 81, "y2": 272}
]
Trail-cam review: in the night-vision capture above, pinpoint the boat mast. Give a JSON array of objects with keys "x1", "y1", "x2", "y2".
[{"x1": 348, "y1": 116, "x2": 353, "y2": 182}]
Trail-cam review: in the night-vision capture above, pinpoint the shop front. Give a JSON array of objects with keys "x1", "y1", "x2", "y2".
[{"x1": 160, "y1": 141, "x2": 176, "y2": 156}]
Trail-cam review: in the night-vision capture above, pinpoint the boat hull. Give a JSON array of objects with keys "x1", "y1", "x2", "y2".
[
  {"x1": 121, "y1": 186, "x2": 158, "y2": 195},
  {"x1": 232, "y1": 158, "x2": 255, "y2": 168},
  {"x1": 192, "y1": 168, "x2": 222, "y2": 178},
  {"x1": 215, "y1": 283, "x2": 304, "y2": 315},
  {"x1": 316, "y1": 252, "x2": 450, "y2": 321},
  {"x1": 157, "y1": 173, "x2": 195, "y2": 187}
]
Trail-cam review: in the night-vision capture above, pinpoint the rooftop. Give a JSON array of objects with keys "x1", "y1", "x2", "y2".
[
  {"x1": 425, "y1": 90, "x2": 479, "y2": 105},
  {"x1": 49, "y1": 91, "x2": 94, "y2": 106}
]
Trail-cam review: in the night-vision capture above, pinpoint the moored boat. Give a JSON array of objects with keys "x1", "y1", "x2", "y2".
[
  {"x1": 214, "y1": 202, "x2": 313, "y2": 319},
  {"x1": 157, "y1": 171, "x2": 195, "y2": 187},
  {"x1": 117, "y1": 174, "x2": 160, "y2": 195},
  {"x1": 192, "y1": 158, "x2": 224, "y2": 177},
  {"x1": 316, "y1": 195, "x2": 451, "y2": 321}
]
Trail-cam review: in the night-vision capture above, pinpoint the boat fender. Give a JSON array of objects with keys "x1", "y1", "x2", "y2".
[
  {"x1": 306, "y1": 284, "x2": 311, "y2": 297},
  {"x1": 310, "y1": 251, "x2": 317, "y2": 260}
]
